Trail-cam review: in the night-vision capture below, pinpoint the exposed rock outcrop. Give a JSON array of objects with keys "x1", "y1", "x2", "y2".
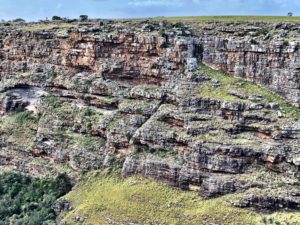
[
  {"x1": 194, "y1": 22, "x2": 300, "y2": 106},
  {"x1": 1, "y1": 20, "x2": 300, "y2": 211}
]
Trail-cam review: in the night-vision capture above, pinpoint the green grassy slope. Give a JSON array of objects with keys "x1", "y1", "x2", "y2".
[
  {"x1": 58, "y1": 170, "x2": 300, "y2": 225},
  {"x1": 199, "y1": 64, "x2": 300, "y2": 119}
]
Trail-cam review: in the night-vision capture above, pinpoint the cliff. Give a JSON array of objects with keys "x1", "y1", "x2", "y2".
[
  {"x1": 196, "y1": 21, "x2": 300, "y2": 106},
  {"x1": 0, "y1": 20, "x2": 300, "y2": 213}
]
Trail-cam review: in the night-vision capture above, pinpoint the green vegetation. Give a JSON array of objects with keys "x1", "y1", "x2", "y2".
[
  {"x1": 79, "y1": 15, "x2": 88, "y2": 22},
  {"x1": 82, "y1": 107, "x2": 97, "y2": 117},
  {"x1": 52, "y1": 16, "x2": 62, "y2": 21},
  {"x1": 14, "y1": 111, "x2": 40, "y2": 127},
  {"x1": 0, "y1": 111, "x2": 41, "y2": 148},
  {"x1": 199, "y1": 64, "x2": 300, "y2": 119},
  {"x1": 13, "y1": 18, "x2": 26, "y2": 23},
  {"x1": 136, "y1": 16, "x2": 300, "y2": 23},
  {"x1": 0, "y1": 172, "x2": 72, "y2": 225},
  {"x1": 68, "y1": 131, "x2": 105, "y2": 148},
  {"x1": 59, "y1": 170, "x2": 300, "y2": 225},
  {"x1": 20, "y1": 23, "x2": 76, "y2": 31},
  {"x1": 41, "y1": 97, "x2": 106, "y2": 148},
  {"x1": 43, "y1": 96, "x2": 63, "y2": 109}
]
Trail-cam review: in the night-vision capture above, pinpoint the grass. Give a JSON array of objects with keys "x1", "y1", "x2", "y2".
[
  {"x1": 199, "y1": 64, "x2": 300, "y2": 119},
  {"x1": 19, "y1": 23, "x2": 76, "y2": 31},
  {"x1": 14, "y1": 111, "x2": 40, "y2": 127},
  {"x1": 132, "y1": 16, "x2": 300, "y2": 23},
  {"x1": 68, "y1": 131, "x2": 105, "y2": 148},
  {"x1": 43, "y1": 96, "x2": 63, "y2": 108},
  {"x1": 58, "y1": 170, "x2": 300, "y2": 225},
  {"x1": 0, "y1": 111, "x2": 40, "y2": 148},
  {"x1": 60, "y1": 170, "x2": 259, "y2": 225}
]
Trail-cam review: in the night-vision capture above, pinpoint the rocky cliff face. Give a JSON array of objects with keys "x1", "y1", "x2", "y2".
[
  {"x1": 195, "y1": 22, "x2": 300, "y2": 106},
  {"x1": 1, "y1": 20, "x2": 300, "y2": 212}
]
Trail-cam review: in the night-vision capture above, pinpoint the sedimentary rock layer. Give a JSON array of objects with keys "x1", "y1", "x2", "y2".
[{"x1": 1, "y1": 20, "x2": 300, "y2": 211}]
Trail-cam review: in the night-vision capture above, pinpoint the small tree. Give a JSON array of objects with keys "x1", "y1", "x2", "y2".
[
  {"x1": 79, "y1": 15, "x2": 88, "y2": 22},
  {"x1": 52, "y1": 16, "x2": 62, "y2": 21},
  {"x1": 287, "y1": 12, "x2": 293, "y2": 17},
  {"x1": 13, "y1": 18, "x2": 25, "y2": 23}
]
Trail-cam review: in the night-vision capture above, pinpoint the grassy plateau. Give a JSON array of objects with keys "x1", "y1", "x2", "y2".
[{"x1": 133, "y1": 16, "x2": 300, "y2": 23}]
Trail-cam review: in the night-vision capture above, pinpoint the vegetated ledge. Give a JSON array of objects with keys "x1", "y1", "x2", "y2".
[{"x1": 199, "y1": 64, "x2": 300, "y2": 119}]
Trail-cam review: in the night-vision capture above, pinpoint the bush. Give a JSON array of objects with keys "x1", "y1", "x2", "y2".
[
  {"x1": 0, "y1": 172, "x2": 72, "y2": 224},
  {"x1": 173, "y1": 22, "x2": 184, "y2": 28},
  {"x1": 83, "y1": 108, "x2": 96, "y2": 117},
  {"x1": 79, "y1": 15, "x2": 88, "y2": 22},
  {"x1": 13, "y1": 18, "x2": 25, "y2": 23},
  {"x1": 52, "y1": 16, "x2": 62, "y2": 21}
]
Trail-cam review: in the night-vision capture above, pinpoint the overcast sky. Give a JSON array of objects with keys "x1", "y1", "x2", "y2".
[{"x1": 0, "y1": 0, "x2": 299, "y2": 21}]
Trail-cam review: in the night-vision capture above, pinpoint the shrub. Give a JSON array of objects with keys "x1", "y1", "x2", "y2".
[
  {"x1": 52, "y1": 16, "x2": 62, "y2": 21},
  {"x1": 173, "y1": 22, "x2": 184, "y2": 28},
  {"x1": 13, "y1": 18, "x2": 25, "y2": 23},
  {"x1": 83, "y1": 107, "x2": 96, "y2": 117},
  {"x1": 79, "y1": 15, "x2": 88, "y2": 22},
  {"x1": 151, "y1": 63, "x2": 160, "y2": 69}
]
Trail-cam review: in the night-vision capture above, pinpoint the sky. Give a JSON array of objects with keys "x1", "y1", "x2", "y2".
[{"x1": 0, "y1": 0, "x2": 299, "y2": 21}]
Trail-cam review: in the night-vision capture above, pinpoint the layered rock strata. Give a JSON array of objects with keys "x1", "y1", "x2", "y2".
[
  {"x1": 0, "y1": 20, "x2": 300, "y2": 211},
  {"x1": 193, "y1": 21, "x2": 300, "y2": 106}
]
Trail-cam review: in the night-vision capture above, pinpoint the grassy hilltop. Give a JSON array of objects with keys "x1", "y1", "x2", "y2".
[{"x1": 133, "y1": 16, "x2": 300, "y2": 23}]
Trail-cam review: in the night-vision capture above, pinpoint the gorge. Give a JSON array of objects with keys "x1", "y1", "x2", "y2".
[{"x1": 1, "y1": 19, "x2": 300, "y2": 224}]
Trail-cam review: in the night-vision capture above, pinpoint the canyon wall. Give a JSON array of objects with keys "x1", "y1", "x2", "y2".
[
  {"x1": 1, "y1": 20, "x2": 300, "y2": 211},
  {"x1": 196, "y1": 22, "x2": 300, "y2": 106}
]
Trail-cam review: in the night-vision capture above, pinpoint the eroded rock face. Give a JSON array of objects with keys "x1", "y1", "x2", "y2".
[
  {"x1": 194, "y1": 22, "x2": 300, "y2": 106},
  {"x1": 1, "y1": 20, "x2": 300, "y2": 211}
]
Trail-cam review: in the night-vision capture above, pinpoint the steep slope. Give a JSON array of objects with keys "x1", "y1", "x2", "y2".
[
  {"x1": 56, "y1": 170, "x2": 300, "y2": 225},
  {"x1": 194, "y1": 21, "x2": 300, "y2": 106},
  {"x1": 0, "y1": 19, "x2": 300, "y2": 219}
]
